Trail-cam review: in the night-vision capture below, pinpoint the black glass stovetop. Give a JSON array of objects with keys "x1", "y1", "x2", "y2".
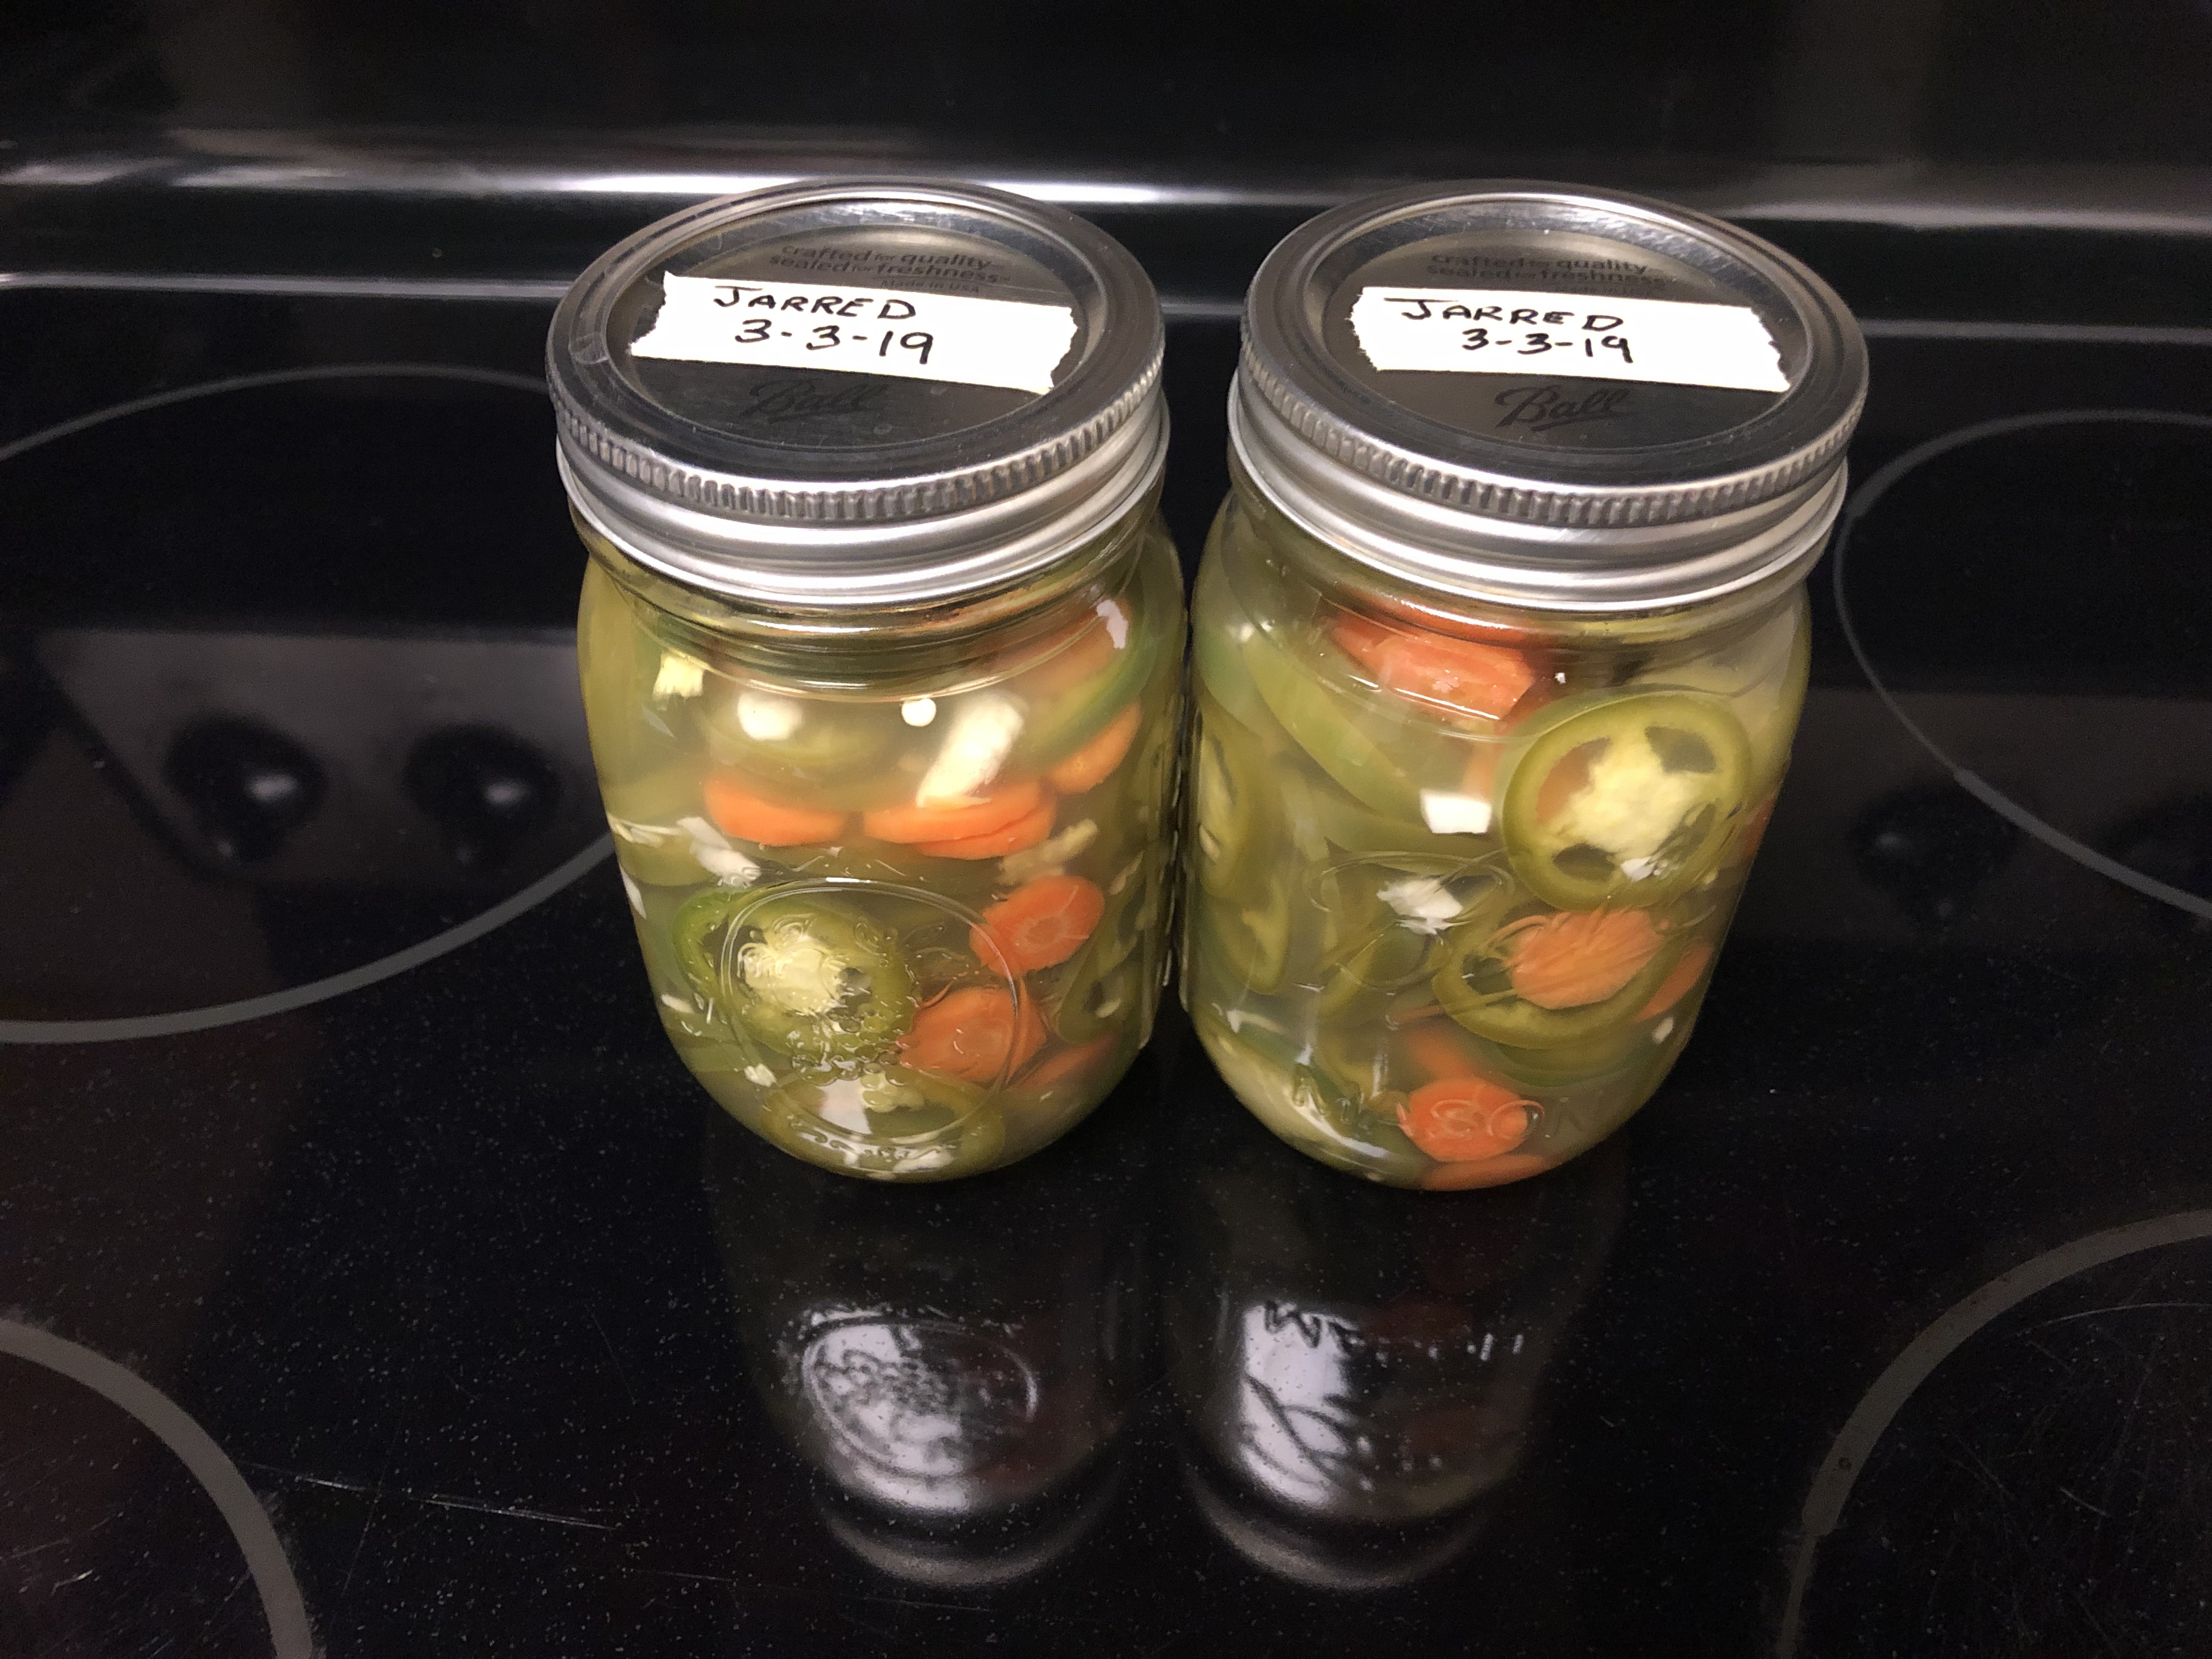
[{"x1": 3, "y1": 275, "x2": 2211, "y2": 1658}]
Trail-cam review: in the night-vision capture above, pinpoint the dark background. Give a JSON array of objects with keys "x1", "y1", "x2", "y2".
[
  {"x1": 5, "y1": 0, "x2": 2212, "y2": 303},
  {"x1": 4, "y1": 6, "x2": 2212, "y2": 1658},
  {"x1": 7, "y1": 0, "x2": 2212, "y2": 165}
]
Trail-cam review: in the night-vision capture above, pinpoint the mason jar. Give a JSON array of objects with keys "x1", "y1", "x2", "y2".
[
  {"x1": 1184, "y1": 182, "x2": 1866, "y2": 1189},
  {"x1": 551, "y1": 180, "x2": 1182, "y2": 1181}
]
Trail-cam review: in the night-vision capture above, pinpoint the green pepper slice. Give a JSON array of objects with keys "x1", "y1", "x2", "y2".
[
  {"x1": 1430, "y1": 925, "x2": 1678, "y2": 1051},
  {"x1": 1018, "y1": 514, "x2": 1180, "y2": 771},
  {"x1": 1632, "y1": 610, "x2": 1807, "y2": 789},
  {"x1": 1312, "y1": 865, "x2": 1434, "y2": 1018},
  {"x1": 1194, "y1": 1012, "x2": 1427, "y2": 1182},
  {"x1": 632, "y1": 885, "x2": 721, "y2": 1040},
  {"x1": 674, "y1": 889, "x2": 915, "y2": 1065},
  {"x1": 1315, "y1": 925, "x2": 1434, "y2": 1019},
  {"x1": 1054, "y1": 955, "x2": 1145, "y2": 1044},
  {"x1": 1002, "y1": 1023, "x2": 1138, "y2": 1124},
  {"x1": 1295, "y1": 1054, "x2": 1424, "y2": 1160},
  {"x1": 1190, "y1": 617, "x2": 1268, "y2": 735},
  {"x1": 1195, "y1": 880, "x2": 1291, "y2": 996},
  {"x1": 1191, "y1": 710, "x2": 1266, "y2": 899},
  {"x1": 1238, "y1": 622, "x2": 1425, "y2": 820},
  {"x1": 1190, "y1": 560, "x2": 1276, "y2": 736},
  {"x1": 1051, "y1": 855, "x2": 1157, "y2": 1041},
  {"x1": 1472, "y1": 1024, "x2": 1655, "y2": 1092},
  {"x1": 577, "y1": 561, "x2": 686, "y2": 783},
  {"x1": 1309, "y1": 856, "x2": 1514, "y2": 1018},
  {"x1": 599, "y1": 759, "x2": 729, "y2": 887},
  {"x1": 1307, "y1": 783, "x2": 1495, "y2": 865},
  {"x1": 1498, "y1": 691, "x2": 1751, "y2": 910},
  {"x1": 1015, "y1": 622, "x2": 1159, "y2": 772},
  {"x1": 1312, "y1": 857, "x2": 1387, "y2": 960}
]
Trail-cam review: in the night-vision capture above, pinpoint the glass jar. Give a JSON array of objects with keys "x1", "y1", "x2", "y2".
[
  {"x1": 1184, "y1": 182, "x2": 1866, "y2": 1189},
  {"x1": 551, "y1": 180, "x2": 1182, "y2": 1181}
]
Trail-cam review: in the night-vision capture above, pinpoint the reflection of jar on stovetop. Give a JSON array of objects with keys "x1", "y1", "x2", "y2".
[
  {"x1": 1185, "y1": 182, "x2": 1866, "y2": 1188},
  {"x1": 1167, "y1": 1100, "x2": 1622, "y2": 1589},
  {"x1": 551, "y1": 180, "x2": 1182, "y2": 1182},
  {"x1": 704, "y1": 1082, "x2": 1151, "y2": 1585}
]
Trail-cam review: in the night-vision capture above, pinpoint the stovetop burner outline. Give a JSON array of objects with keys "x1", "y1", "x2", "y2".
[
  {"x1": 1831, "y1": 406, "x2": 2212, "y2": 926},
  {"x1": 0, "y1": 1318, "x2": 314, "y2": 1657},
  {"x1": 0, "y1": 837, "x2": 612, "y2": 1045},
  {"x1": 1777, "y1": 1206, "x2": 2212, "y2": 1656},
  {"x1": 0, "y1": 362, "x2": 615, "y2": 1046}
]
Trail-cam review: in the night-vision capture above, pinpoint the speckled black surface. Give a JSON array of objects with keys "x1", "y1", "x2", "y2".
[{"x1": 3, "y1": 260, "x2": 2212, "y2": 1657}]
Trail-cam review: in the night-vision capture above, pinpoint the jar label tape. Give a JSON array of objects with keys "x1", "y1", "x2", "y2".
[
  {"x1": 631, "y1": 274, "x2": 1078, "y2": 395},
  {"x1": 1347, "y1": 286, "x2": 1788, "y2": 394}
]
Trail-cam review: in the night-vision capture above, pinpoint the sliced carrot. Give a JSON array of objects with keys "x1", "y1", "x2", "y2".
[
  {"x1": 1331, "y1": 615, "x2": 1537, "y2": 721},
  {"x1": 1015, "y1": 1033, "x2": 1120, "y2": 1092},
  {"x1": 701, "y1": 775, "x2": 849, "y2": 847},
  {"x1": 1399, "y1": 1076, "x2": 1534, "y2": 1164},
  {"x1": 1365, "y1": 590, "x2": 1542, "y2": 649},
  {"x1": 1496, "y1": 909, "x2": 1664, "y2": 1010},
  {"x1": 1402, "y1": 1021, "x2": 1485, "y2": 1083},
  {"x1": 1634, "y1": 941, "x2": 1714, "y2": 1022},
  {"x1": 1422, "y1": 1153, "x2": 1552, "y2": 1191},
  {"x1": 1733, "y1": 792, "x2": 1779, "y2": 861},
  {"x1": 972, "y1": 874, "x2": 1105, "y2": 974},
  {"x1": 913, "y1": 791, "x2": 1057, "y2": 860},
  {"x1": 1330, "y1": 614, "x2": 1393, "y2": 673},
  {"x1": 1046, "y1": 702, "x2": 1141, "y2": 795},
  {"x1": 862, "y1": 778, "x2": 1042, "y2": 845},
  {"x1": 1015, "y1": 617, "x2": 1119, "y2": 697},
  {"x1": 899, "y1": 986, "x2": 1047, "y2": 1084}
]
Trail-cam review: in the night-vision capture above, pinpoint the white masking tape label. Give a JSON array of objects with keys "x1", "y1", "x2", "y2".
[
  {"x1": 628, "y1": 274, "x2": 1077, "y2": 395},
  {"x1": 1348, "y1": 286, "x2": 1788, "y2": 393}
]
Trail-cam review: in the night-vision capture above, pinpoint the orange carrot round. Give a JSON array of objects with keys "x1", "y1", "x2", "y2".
[
  {"x1": 701, "y1": 776, "x2": 849, "y2": 847},
  {"x1": 1634, "y1": 941, "x2": 1714, "y2": 1022},
  {"x1": 912, "y1": 792, "x2": 1057, "y2": 860},
  {"x1": 1017, "y1": 618, "x2": 1119, "y2": 697},
  {"x1": 1399, "y1": 1076, "x2": 1534, "y2": 1164},
  {"x1": 1733, "y1": 793, "x2": 1779, "y2": 861},
  {"x1": 1421, "y1": 1153, "x2": 1551, "y2": 1190},
  {"x1": 1015, "y1": 1033, "x2": 1119, "y2": 1092},
  {"x1": 972, "y1": 874, "x2": 1105, "y2": 974},
  {"x1": 862, "y1": 778, "x2": 1042, "y2": 845},
  {"x1": 1332, "y1": 615, "x2": 1536, "y2": 721},
  {"x1": 1046, "y1": 702, "x2": 1141, "y2": 795},
  {"x1": 899, "y1": 986, "x2": 1047, "y2": 1084},
  {"x1": 1496, "y1": 909, "x2": 1664, "y2": 1010},
  {"x1": 1363, "y1": 590, "x2": 1542, "y2": 650}
]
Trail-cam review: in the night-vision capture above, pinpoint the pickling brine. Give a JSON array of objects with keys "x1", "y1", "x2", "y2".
[
  {"x1": 582, "y1": 510, "x2": 1182, "y2": 1178},
  {"x1": 550, "y1": 179, "x2": 1179, "y2": 1179},
  {"x1": 1185, "y1": 489, "x2": 1805, "y2": 1188},
  {"x1": 1186, "y1": 179, "x2": 1865, "y2": 1186}
]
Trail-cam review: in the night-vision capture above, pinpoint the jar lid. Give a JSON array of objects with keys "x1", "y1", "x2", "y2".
[
  {"x1": 1234, "y1": 180, "x2": 1867, "y2": 611},
  {"x1": 549, "y1": 178, "x2": 1165, "y2": 610}
]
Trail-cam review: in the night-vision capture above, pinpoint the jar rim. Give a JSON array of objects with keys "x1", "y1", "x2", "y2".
[
  {"x1": 1235, "y1": 179, "x2": 1865, "y2": 609},
  {"x1": 549, "y1": 178, "x2": 1165, "y2": 609},
  {"x1": 1231, "y1": 391, "x2": 1846, "y2": 616}
]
